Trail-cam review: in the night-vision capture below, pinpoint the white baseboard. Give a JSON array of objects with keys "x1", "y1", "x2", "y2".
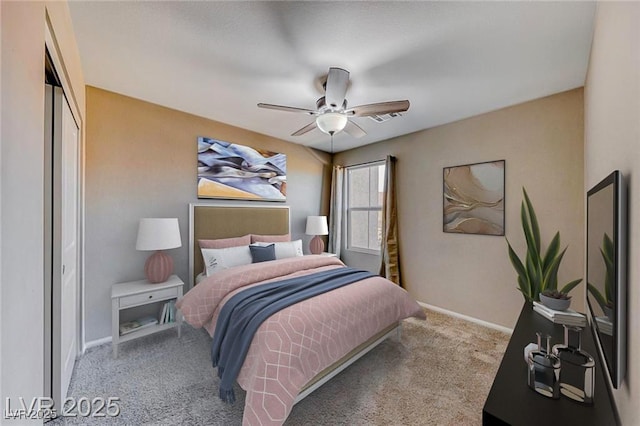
[
  {"x1": 83, "y1": 336, "x2": 112, "y2": 354},
  {"x1": 418, "y1": 301, "x2": 513, "y2": 334}
]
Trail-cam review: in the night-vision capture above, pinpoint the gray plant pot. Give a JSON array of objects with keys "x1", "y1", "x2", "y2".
[{"x1": 540, "y1": 293, "x2": 571, "y2": 311}]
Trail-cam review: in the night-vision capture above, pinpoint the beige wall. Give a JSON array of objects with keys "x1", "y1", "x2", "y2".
[
  {"x1": 585, "y1": 3, "x2": 639, "y2": 424},
  {"x1": 1, "y1": 0, "x2": 85, "y2": 408},
  {"x1": 335, "y1": 89, "x2": 585, "y2": 328},
  {"x1": 85, "y1": 87, "x2": 331, "y2": 342}
]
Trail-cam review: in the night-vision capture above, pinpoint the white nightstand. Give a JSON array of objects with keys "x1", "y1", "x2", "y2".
[
  {"x1": 319, "y1": 252, "x2": 337, "y2": 257},
  {"x1": 111, "y1": 275, "x2": 184, "y2": 358}
]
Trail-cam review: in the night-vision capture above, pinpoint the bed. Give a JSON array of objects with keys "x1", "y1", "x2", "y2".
[{"x1": 177, "y1": 204, "x2": 425, "y2": 425}]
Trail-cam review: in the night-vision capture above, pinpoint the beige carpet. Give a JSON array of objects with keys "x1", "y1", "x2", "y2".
[
  {"x1": 286, "y1": 309, "x2": 510, "y2": 425},
  {"x1": 55, "y1": 308, "x2": 509, "y2": 425}
]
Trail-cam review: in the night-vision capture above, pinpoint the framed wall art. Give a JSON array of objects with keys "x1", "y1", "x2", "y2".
[
  {"x1": 197, "y1": 137, "x2": 286, "y2": 201},
  {"x1": 443, "y1": 160, "x2": 505, "y2": 235}
]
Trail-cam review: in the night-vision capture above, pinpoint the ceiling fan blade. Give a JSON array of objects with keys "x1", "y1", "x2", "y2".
[
  {"x1": 324, "y1": 67, "x2": 349, "y2": 109},
  {"x1": 345, "y1": 100, "x2": 410, "y2": 117},
  {"x1": 257, "y1": 103, "x2": 317, "y2": 115},
  {"x1": 344, "y1": 120, "x2": 367, "y2": 138},
  {"x1": 291, "y1": 121, "x2": 317, "y2": 136}
]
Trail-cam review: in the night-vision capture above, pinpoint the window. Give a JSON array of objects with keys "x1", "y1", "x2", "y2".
[{"x1": 345, "y1": 162, "x2": 385, "y2": 253}]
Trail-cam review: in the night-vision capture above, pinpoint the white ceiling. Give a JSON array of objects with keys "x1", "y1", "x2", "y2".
[{"x1": 68, "y1": 1, "x2": 596, "y2": 153}]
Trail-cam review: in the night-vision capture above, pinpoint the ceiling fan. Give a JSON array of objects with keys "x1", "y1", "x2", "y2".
[{"x1": 258, "y1": 67, "x2": 410, "y2": 138}]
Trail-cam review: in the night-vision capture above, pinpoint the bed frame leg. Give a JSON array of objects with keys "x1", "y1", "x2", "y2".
[{"x1": 396, "y1": 324, "x2": 402, "y2": 340}]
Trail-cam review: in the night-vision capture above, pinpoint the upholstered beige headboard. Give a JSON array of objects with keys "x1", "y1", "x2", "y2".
[{"x1": 189, "y1": 204, "x2": 290, "y2": 288}]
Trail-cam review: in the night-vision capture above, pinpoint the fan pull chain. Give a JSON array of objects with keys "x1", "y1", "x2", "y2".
[{"x1": 330, "y1": 133, "x2": 334, "y2": 154}]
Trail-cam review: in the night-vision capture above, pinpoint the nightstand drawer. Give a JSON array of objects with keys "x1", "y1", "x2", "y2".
[{"x1": 119, "y1": 287, "x2": 179, "y2": 309}]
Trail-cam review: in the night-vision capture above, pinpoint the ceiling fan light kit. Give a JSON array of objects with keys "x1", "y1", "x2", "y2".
[
  {"x1": 258, "y1": 67, "x2": 410, "y2": 143},
  {"x1": 316, "y1": 112, "x2": 348, "y2": 135}
]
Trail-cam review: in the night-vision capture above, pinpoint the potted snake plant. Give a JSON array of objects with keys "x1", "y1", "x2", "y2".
[
  {"x1": 506, "y1": 188, "x2": 582, "y2": 304},
  {"x1": 588, "y1": 233, "x2": 614, "y2": 319}
]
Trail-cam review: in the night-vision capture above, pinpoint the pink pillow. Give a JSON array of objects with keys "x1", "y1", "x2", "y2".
[
  {"x1": 199, "y1": 234, "x2": 251, "y2": 249},
  {"x1": 251, "y1": 234, "x2": 291, "y2": 243}
]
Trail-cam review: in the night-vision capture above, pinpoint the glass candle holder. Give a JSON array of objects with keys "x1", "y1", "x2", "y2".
[
  {"x1": 552, "y1": 325, "x2": 596, "y2": 404},
  {"x1": 528, "y1": 332, "x2": 561, "y2": 399}
]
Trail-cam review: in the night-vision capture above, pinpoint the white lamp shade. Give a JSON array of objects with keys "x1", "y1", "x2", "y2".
[
  {"x1": 136, "y1": 218, "x2": 182, "y2": 251},
  {"x1": 305, "y1": 216, "x2": 329, "y2": 236},
  {"x1": 316, "y1": 112, "x2": 348, "y2": 135}
]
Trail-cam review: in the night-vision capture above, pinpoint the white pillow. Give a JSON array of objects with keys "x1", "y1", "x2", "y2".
[
  {"x1": 252, "y1": 239, "x2": 303, "y2": 260},
  {"x1": 201, "y1": 245, "x2": 252, "y2": 276}
]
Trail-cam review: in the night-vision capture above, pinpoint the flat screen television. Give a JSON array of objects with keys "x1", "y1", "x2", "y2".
[{"x1": 586, "y1": 170, "x2": 626, "y2": 389}]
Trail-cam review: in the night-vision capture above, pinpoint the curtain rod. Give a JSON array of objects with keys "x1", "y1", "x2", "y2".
[{"x1": 338, "y1": 156, "x2": 395, "y2": 169}]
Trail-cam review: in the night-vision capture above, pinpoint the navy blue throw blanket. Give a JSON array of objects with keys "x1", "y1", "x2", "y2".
[{"x1": 211, "y1": 267, "x2": 374, "y2": 403}]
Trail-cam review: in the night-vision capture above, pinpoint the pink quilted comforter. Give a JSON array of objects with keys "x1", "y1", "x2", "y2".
[{"x1": 177, "y1": 256, "x2": 425, "y2": 425}]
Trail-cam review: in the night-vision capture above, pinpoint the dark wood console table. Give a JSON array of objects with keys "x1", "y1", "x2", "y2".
[{"x1": 483, "y1": 302, "x2": 618, "y2": 425}]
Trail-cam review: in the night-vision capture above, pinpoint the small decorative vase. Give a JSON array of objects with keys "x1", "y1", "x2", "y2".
[{"x1": 539, "y1": 293, "x2": 571, "y2": 311}]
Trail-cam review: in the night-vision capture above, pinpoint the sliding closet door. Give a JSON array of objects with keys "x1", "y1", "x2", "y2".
[
  {"x1": 50, "y1": 85, "x2": 79, "y2": 406},
  {"x1": 44, "y1": 84, "x2": 54, "y2": 406}
]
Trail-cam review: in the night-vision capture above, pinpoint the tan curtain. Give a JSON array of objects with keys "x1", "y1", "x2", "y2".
[
  {"x1": 328, "y1": 165, "x2": 344, "y2": 258},
  {"x1": 379, "y1": 156, "x2": 401, "y2": 286}
]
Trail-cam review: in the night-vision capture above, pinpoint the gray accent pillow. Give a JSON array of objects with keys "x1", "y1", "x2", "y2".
[
  {"x1": 249, "y1": 244, "x2": 276, "y2": 263},
  {"x1": 252, "y1": 240, "x2": 304, "y2": 259}
]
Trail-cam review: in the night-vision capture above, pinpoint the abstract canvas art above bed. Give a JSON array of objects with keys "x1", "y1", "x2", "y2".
[
  {"x1": 443, "y1": 160, "x2": 505, "y2": 235},
  {"x1": 197, "y1": 137, "x2": 287, "y2": 201}
]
